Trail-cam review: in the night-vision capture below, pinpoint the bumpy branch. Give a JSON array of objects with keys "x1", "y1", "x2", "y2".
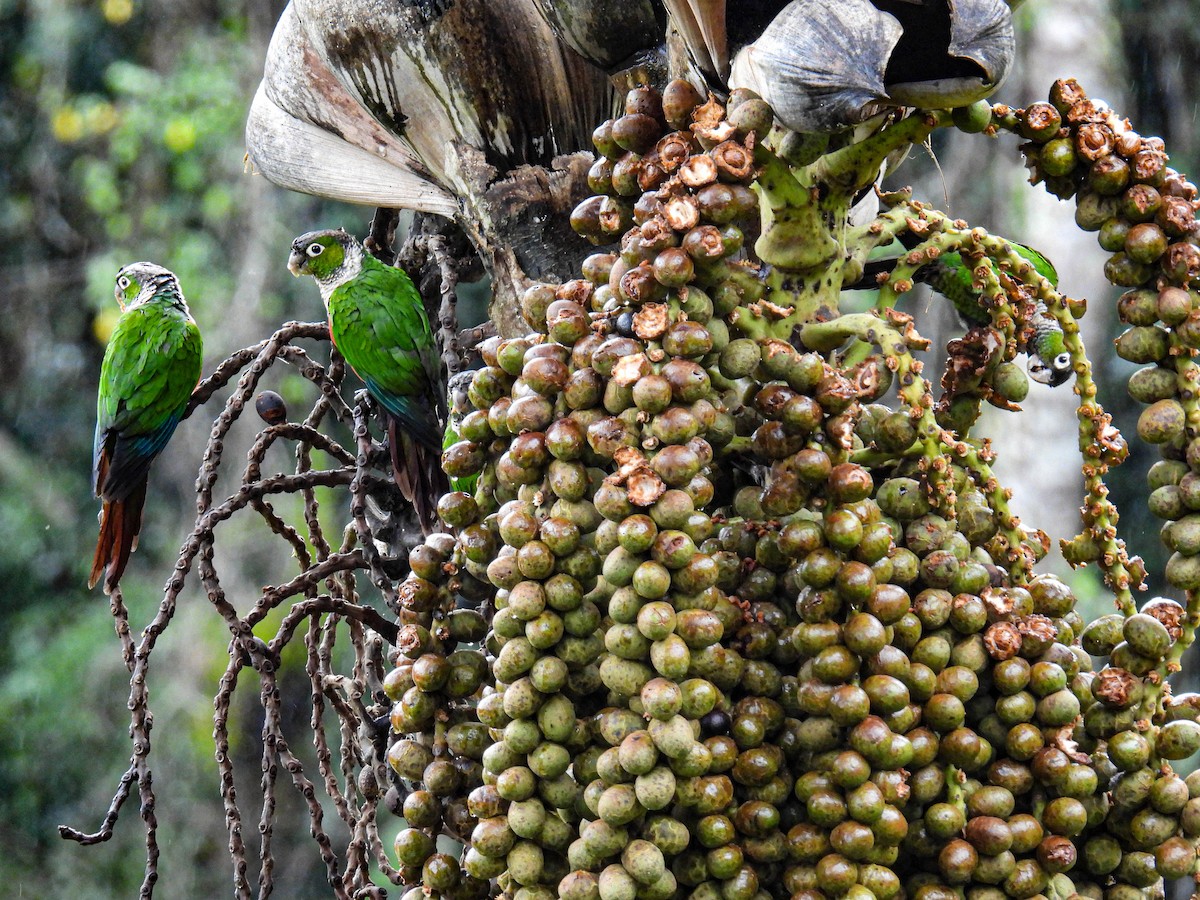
[{"x1": 60, "y1": 321, "x2": 412, "y2": 897}]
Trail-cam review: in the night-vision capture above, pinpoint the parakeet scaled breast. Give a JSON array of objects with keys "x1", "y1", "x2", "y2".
[
  {"x1": 289, "y1": 228, "x2": 448, "y2": 530},
  {"x1": 919, "y1": 242, "x2": 1072, "y2": 387},
  {"x1": 90, "y1": 262, "x2": 203, "y2": 592}
]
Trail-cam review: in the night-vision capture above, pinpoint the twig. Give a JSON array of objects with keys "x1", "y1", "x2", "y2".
[
  {"x1": 57, "y1": 763, "x2": 137, "y2": 844},
  {"x1": 426, "y1": 233, "x2": 465, "y2": 376},
  {"x1": 350, "y1": 397, "x2": 401, "y2": 608},
  {"x1": 185, "y1": 322, "x2": 330, "y2": 418},
  {"x1": 213, "y1": 654, "x2": 252, "y2": 900},
  {"x1": 458, "y1": 321, "x2": 497, "y2": 350},
  {"x1": 364, "y1": 208, "x2": 400, "y2": 263}
]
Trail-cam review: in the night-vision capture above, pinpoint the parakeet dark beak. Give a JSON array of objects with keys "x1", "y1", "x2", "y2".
[
  {"x1": 287, "y1": 248, "x2": 307, "y2": 276},
  {"x1": 1047, "y1": 351, "x2": 1075, "y2": 387},
  {"x1": 287, "y1": 249, "x2": 305, "y2": 276},
  {"x1": 1028, "y1": 353, "x2": 1074, "y2": 388}
]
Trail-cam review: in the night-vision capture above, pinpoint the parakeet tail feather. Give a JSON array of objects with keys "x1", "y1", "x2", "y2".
[
  {"x1": 389, "y1": 417, "x2": 449, "y2": 534},
  {"x1": 89, "y1": 479, "x2": 148, "y2": 592}
]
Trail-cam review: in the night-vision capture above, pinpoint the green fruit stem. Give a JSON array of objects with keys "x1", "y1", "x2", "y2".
[
  {"x1": 875, "y1": 210, "x2": 1041, "y2": 357},
  {"x1": 988, "y1": 104, "x2": 1021, "y2": 135},
  {"x1": 800, "y1": 312, "x2": 1034, "y2": 579},
  {"x1": 750, "y1": 110, "x2": 949, "y2": 276},
  {"x1": 998, "y1": 87, "x2": 1158, "y2": 616},
  {"x1": 751, "y1": 145, "x2": 840, "y2": 273},
  {"x1": 843, "y1": 187, "x2": 925, "y2": 278},
  {"x1": 1067, "y1": 316, "x2": 1139, "y2": 617},
  {"x1": 736, "y1": 117, "x2": 955, "y2": 345},
  {"x1": 838, "y1": 191, "x2": 933, "y2": 369},
  {"x1": 1012, "y1": 251, "x2": 1140, "y2": 609},
  {"x1": 865, "y1": 205, "x2": 1137, "y2": 589},
  {"x1": 944, "y1": 764, "x2": 966, "y2": 812},
  {"x1": 949, "y1": 438, "x2": 1037, "y2": 582},
  {"x1": 806, "y1": 109, "x2": 950, "y2": 194},
  {"x1": 797, "y1": 316, "x2": 938, "y2": 470},
  {"x1": 727, "y1": 265, "x2": 835, "y2": 343}
]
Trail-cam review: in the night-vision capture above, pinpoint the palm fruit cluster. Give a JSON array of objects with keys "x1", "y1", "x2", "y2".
[
  {"x1": 373, "y1": 79, "x2": 1200, "y2": 900},
  {"x1": 1016, "y1": 79, "x2": 1200, "y2": 581},
  {"x1": 383, "y1": 529, "x2": 496, "y2": 899}
]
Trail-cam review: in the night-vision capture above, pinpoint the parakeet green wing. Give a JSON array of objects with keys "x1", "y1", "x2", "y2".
[
  {"x1": 920, "y1": 241, "x2": 1059, "y2": 326},
  {"x1": 327, "y1": 255, "x2": 443, "y2": 449},
  {"x1": 95, "y1": 307, "x2": 203, "y2": 499}
]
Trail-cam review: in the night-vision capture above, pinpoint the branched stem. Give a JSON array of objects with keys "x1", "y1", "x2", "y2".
[{"x1": 62, "y1": 323, "x2": 411, "y2": 897}]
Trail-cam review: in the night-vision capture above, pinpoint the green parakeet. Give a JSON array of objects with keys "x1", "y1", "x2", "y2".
[
  {"x1": 919, "y1": 243, "x2": 1073, "y2": 387},
  {"x1": 289, "y1": 228, "x2": 448, "y2": 530},
  {"x1": 90, "y1": 262, "x2": 203, "y2": 592}
]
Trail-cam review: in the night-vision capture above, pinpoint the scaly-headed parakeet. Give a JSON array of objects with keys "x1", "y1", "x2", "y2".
[
  {"x1": 289, "y1": 228, "x2": 448, "y2": 530},
  {"x1": 90, "y1": 262, "x2": 203, "y2": 592},
  {"x1": 444, "y1": 369, "x2": 478, "y2": 495},
  {"x1": 919, "y1": 243, "x2": 1072, "y2": 387}
]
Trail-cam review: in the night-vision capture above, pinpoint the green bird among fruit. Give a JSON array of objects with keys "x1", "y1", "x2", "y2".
[
  {"x1": 918, "y1": 243, "x2": 1073, "y2": 387},
  {"x1": 90, "y1": 262, "x2": 203, "y2": 592},
  {"x1": 289, "y1": 228, "x2": 448, "y2": 531}
]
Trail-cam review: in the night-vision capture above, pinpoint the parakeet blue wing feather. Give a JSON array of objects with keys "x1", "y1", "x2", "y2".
[
  {"x1": 96, "y1": 413, "x2": 185, "y2": 502},
  {"x1": 363, "y1": 376, "x2": 442, "y2": 448}
]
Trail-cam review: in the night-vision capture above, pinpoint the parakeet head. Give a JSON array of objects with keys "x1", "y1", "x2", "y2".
[
  {"x1": 114, "y1": 262, "x2": 186, "y2": 313},
  {"x1": 288, "y1": 229, "x2": 361, "y2": 296},
  {"x1": 446, "y1": 369, "x2": 476, "y2": 428},
  {"x1": 1028, "y1": 344, "x2": 1073, "y2": 387}
]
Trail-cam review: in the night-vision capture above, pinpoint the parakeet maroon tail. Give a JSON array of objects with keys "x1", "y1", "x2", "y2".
[
  {"x1": 88, "y1": 479, "x2": 148, "y2": 592},
  {"x1": 388, "y1": 416, "x2": 450, "y2": 532}
]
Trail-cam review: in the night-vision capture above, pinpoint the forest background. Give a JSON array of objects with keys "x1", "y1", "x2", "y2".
[{"x1": 1, "y1": 0, "x2": 1198, "y2": 895}]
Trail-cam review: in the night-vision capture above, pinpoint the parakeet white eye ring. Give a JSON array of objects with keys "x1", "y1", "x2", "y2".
[
  {"x1": 117, "y1": 275, "x2": 131, "y2": 290},
  {"x1": 1056, "y1": 352, "x2": 1071, "y2": 368},
  {"x1": 306, "y1": 243, "x2": 324, "y2": 258}
]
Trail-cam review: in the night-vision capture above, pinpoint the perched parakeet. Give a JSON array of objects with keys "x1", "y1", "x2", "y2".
[
  {"x1": 919, "y1": 243, "x2": 1073, "y2": 387},
  {"x1": 288, "y1": 228, "x2": 448, "y2": 530},
  {"x1": 444, "y1": 369, "x2": 478, "y2": 494},
  {"x1": 90, "y1": 263, "x2": 203, "y2": 592}
]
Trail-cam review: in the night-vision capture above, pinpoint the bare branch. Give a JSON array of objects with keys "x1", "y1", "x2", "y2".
[{"x1": 65, "y1": 321, "x2": 407, "y2": 897}]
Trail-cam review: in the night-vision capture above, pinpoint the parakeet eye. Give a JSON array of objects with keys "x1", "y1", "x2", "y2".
[
  {"x1": 1055, "y1": 352, "x2": 1071, "y2": 370},
  {"x1": 117, "y1": 276, "x2": 131, "y2": 290},
  {"x1": 306, "y1": 243, "x2": 324, "y2": 258}
]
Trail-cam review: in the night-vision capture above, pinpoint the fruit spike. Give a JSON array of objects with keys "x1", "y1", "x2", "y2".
[{"x1": 373, "y1": 79, "x2": 1200, "y2": 900}]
